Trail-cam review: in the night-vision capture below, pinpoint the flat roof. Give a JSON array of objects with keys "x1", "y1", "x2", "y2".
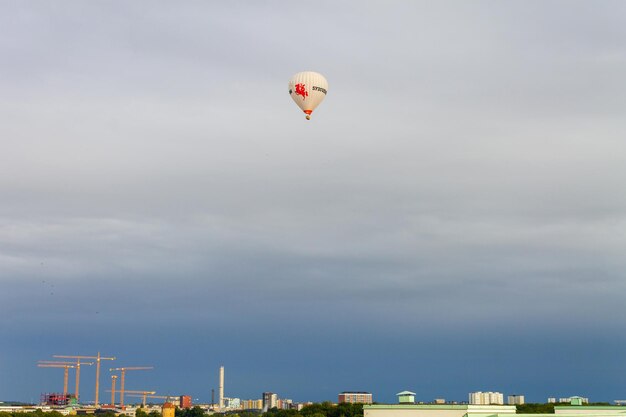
[
  {"x1": 556, "y1": 407, "x2": 626, "y2": 410},
  {"x1": 365, "y1": 405, "x2": 515, "y2": 410}
]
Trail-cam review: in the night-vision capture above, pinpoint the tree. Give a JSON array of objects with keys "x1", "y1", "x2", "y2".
[{"x1": 516, "y1": 403, "x2": 555, "y2": 414}]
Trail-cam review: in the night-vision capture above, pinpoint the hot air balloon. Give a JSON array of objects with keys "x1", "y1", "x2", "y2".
[{"x1": 288, "y1": 71, "x2": 328, "y2": 120}]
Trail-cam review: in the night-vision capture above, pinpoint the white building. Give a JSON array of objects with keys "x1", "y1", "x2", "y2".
[
  {"x1": 507, "y1": 395, "x2": 525, "y2": 405},
  {"x1": 364, "y1": 403, "x2": 626, "y2": 417},
  {"x1": 223, "y1": 397, "x2": 241, "y2": 409},
  {"x1": 364, "y1": 403, "x2": 516, "y2": 417},
  {"x1": 469, "y1": 392, "x2": 504, "y2": 405},
  {"x1": 558, "y1": 397, "x2": 588, "y2": 405}
]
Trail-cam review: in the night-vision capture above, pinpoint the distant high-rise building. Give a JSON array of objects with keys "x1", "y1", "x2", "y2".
[
  {"x1": 339, "y1": 392, "x2": 373, "y2": 404},
  {"x1": 469, "y1": 392, "x2": 504, "y2": 405},
  {"x1": 508, "y1": 395, "x2": 525, "y2": 405},
  {"x1": 548, "y1": 398, "x2": 556, "y2": 404},
  {"x1": 179, "y1": 396, "x2": 192, "y2": 409},
  {"x1": 263, "y1": 392, "x2": 278, "y2": 411},
  {"x1": 434, "y1": 399, "x2": 446, "y2": 405}
]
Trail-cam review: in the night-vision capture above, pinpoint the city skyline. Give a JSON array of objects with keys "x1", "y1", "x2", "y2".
[
  {"x1": 10, "y1": 359, "x2": 619, "y2": 405},
  {"x1": 2, "y1": 0, "x2": 626, "y2": 405}
]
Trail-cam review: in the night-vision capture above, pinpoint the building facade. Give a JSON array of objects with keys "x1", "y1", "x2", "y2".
[
  {"x1": 364, "y1": 403, "x2": 626, "y2": 417},
  {"x1": 223, "y1": 397, "x2": 241, "y2": 409},
  {"x1": 507, "y1": 395, "x2": 524, "y2": 405},
  {"x1": 179, "y1": 396, "x2": 192, "y2": 409},
  {"x1": 242, "y1": 399, "x2": 263, "y2": 410},
  {"x1": 162, "y1": 403, "x2": 176, "y2": 417},
  {"x1": 263, "y1": 392, "x2": 278, "y2": 411},
  {"x1": 364, "y1": 403, "x2": 517, "y2": 417},
  {"x1": 339, "y1": 392, "x2": 373, "y2": 404},
  {"x1": 469, "y1": 392, "x2": 504, "y2": 405}
]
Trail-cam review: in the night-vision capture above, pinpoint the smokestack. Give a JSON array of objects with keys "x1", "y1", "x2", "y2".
[{"x1": 219, "y1": 366, "x2": 224, "y2": 409}]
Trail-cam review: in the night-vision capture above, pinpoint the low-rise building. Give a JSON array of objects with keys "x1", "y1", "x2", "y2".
[
  {"x1": 339, "y1": 392, "x2": 373, "y2": 404},
  {"x1": 364, "y1": 403, "x2": 517, "y2": 417},
  {"x1": 364, "y1": 400, "x2": 626, "y2": 417}
]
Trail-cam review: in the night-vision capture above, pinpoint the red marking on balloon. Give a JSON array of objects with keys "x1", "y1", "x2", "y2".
[{"x1": 295, "y1": 83, "x2": 308, "y2": 100}]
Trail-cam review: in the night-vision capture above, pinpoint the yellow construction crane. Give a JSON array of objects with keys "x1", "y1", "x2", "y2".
[
  {"x1": 109, "y1": 367, "x2": 153, "y2": 408},
  {"x1": 107, "y1": 390, "x2": 156, "y2": 407},
  {"x1": 39, "y1": 359, "x2": 93, "y2": 402},
  {"x1": 37, "y1": 361, "x2": 78, "y2": 399},
  {"x1": 110, "y1": 375, "x2": 118, "y2": 407},
  {"x1": 125, "y1": 394, "x2": 175, "y2": 406},
  {"x1": 54, "y1": 352, "x2": 115, "y2": 406}
]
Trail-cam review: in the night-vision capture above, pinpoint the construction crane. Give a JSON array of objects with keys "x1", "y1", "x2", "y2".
[
  {"x1": 107, "y1": 390, "x2": 156, "y2": 407},
  {"x1": 40, "y1": 359, "x2": 93, "y2": 402},
  {"x1": 37, "y1": 362, "x2": 78, "y2": 399},
  {"x1": 109, "y1": 367, "x2": 153, "y2": 408},
  {"x1": 110, "y1": 375, "x2": 118, "y2": 407},
  {"x1": 125, "y1": 394, "x2": 175, "y2": 406},
  {"x1": 54, "y1": 352, "x2": 115, "y2": 406}
]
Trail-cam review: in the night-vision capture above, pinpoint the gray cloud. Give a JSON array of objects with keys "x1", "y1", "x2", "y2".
[{"x1": 2, "y1": 0, "x2": 626, "y2": 403}]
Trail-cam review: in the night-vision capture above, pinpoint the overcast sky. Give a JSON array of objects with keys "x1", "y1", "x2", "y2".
[{"x1": 2, "y1": 0, "x2": 626, "y2": 405}]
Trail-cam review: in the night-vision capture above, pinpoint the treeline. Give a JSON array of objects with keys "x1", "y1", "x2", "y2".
[
  {"x1": 223, "y1": 402, "x2": 364, "y2": 417},
  {"x1": 0, "y1": 411, "x2": 121, "y2": 417},
  {"x1": 0, "y1": 411, "x2": 67, "y2": 417},
  {"x1": 516, "y1": 404, "x2": 556, "y2": 414},
  {"x1": 516, "y1": 403, "x2": 612, "y2": 414},
  {"x1": 175, "y1": 407, "x2": 208, "y2": 417}
]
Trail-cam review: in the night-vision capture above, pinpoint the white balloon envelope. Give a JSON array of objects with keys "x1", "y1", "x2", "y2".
[{"x1": 288, "y1": 71, "x2": 328, "y2": 120}]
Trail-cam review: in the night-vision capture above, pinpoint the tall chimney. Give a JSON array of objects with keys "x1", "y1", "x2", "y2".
[{"x1": 219, "y1": 366, "x2": 224, "y2": 409}]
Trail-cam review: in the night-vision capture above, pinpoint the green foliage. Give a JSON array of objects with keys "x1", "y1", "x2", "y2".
[
  {"x1": 148, "y1": 410, "x2": 162, "y2": 417},
  {"x1": 137, "y1": 408, "x2": 149, "y2": 417},
  {"x1": 516, "y1": 403, "x2": 555, "y2": 414},
  {"x1": 274, "y1": 402, "x2": 364, "y2": 417},
  {"x1": 176, "y1": 406, "x2": 206, "y2": 417},
  {"x1": 96, "y1": 412, "x2": 118, "y2": 417},
  {"x1": 265, "y1": 408, "x2": 302, "y2": 417}
]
